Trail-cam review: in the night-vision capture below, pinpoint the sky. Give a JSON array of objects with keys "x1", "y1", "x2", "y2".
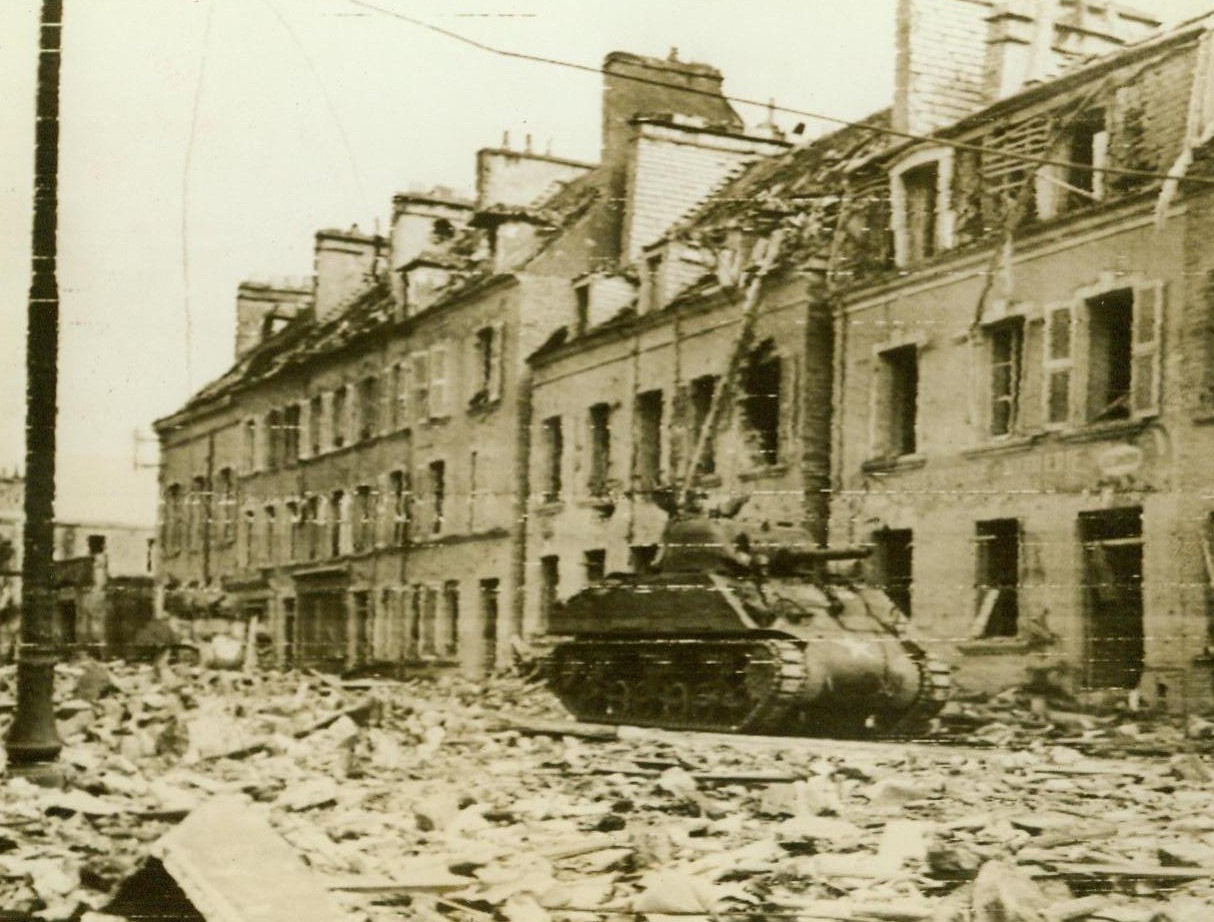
[{"x1": 1, "y1": 0, "x2": 1212, "y2": 527}]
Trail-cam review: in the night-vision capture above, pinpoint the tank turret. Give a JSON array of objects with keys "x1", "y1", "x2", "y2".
[{"x1": 545, "y1": 511, "x2": 950, "y2": 737}]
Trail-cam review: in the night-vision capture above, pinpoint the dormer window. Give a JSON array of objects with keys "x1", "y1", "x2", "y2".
[
  {"x1": 645, "y1": 252, "x2": 664, "y2": 312},
  {"x1": 574, "y1": 283, "x2": 590, "y2": 336},
  {"x1": 891, "y1": 147, "x2": 954, "y2": 267},
  {"x1": 1037, "y1": 109, "x2": 1108, "y2": 220}
]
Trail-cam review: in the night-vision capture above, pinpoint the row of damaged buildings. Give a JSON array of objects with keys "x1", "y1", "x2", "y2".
[{"x1": 156, "y1": 0, "x2": 1214, "y2": 708}]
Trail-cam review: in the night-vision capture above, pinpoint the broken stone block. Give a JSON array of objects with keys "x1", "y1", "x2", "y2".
[
  {"x1": 972, "y1": 860, "x2": 1050, "y2": 922},
  {"x1": 775, "y1": 815, "x2": 863, "y2": 851},
  {"x1": 632, "y1": 869, "x2": 719, "y2": 913}
]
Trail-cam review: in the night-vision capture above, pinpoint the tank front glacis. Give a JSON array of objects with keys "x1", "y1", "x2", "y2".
[{"x1": 544, "y1": 514, "x2": 950, "y2": 738}]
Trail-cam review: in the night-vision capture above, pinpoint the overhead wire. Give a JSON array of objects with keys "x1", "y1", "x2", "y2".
[{"x1": 343, "y1": 0, "x2": 1214, "y2": 187}]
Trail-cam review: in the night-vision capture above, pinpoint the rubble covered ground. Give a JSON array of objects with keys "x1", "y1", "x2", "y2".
[{"x1": 1, "y1": 662, "x2": 1214, "y2": 921}]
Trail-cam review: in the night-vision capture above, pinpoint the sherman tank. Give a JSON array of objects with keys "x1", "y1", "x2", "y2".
[{"x1": 546, "y1": 513, "x2": 950, "y2": 738}]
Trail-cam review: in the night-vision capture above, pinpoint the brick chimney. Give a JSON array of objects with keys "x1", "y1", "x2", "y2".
[
  {"x1": 313, "y1": 225, "x2": 386, "y2": 323},
  {"x1": 234, "y1": 278, "x2": 311, "y2": 360},
  {"x1": 475, "y1": 146, "x2": 594, "y2": 211}
]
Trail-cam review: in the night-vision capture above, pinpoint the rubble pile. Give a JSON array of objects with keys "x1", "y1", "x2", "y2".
[{"x1": 1, "y1": 661, "x2": 1213, "y2": 921}]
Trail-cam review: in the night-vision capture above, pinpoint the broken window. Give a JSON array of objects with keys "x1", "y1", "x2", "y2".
[
  {"x1": 1086, "y1": 288, "x2": 1133, "y2": 423},
  {"x1": 308, "y1": 396, "x2": 323, "y2": 456},
  {"x1": 442, "y1": 581, "x2": 460, "y2": 656},
  {"x1": 635, "y1": 390, "x2": 663, "y2": 491},
  {"x1": 429, "y1": 460, "x2": 445, "y2": 535},
  {"x1": 588, "y1": 403, "x2": 612, "y2": 497},
  {"x1": 389, "y1": 470, "x2": 410, "y2": 546},
  {"x1": 331, "y1": 386, "x2": 347, "y2": 449},
  {"x1": 265, "y1": 409, "x2": 282, "y2": 470},
  {"x1": 328, "y1": 490, "x2": 344, "y2": 558},
  {"x1": 541, "y1": 416, "x2": 563, "y2": 503},
  {"x1": 690, "y1": 375, "x2": 718, "y2": 475},
  {"x1": 742, "y1": 345, "x2": 781, "y2": 466},
  {"x1": 539, "y1": 555, "x2": 559, "y2": 632},
  {"x1": 470, "y1": 325, "x2": 504, "y2": 406},
  {"x1": 216, "y1": 468, "x2": 236, "y2": 546},
  {"x1": 872, "y1": 528, "x2": 914, "y2": 617},
  {"x1": 900, "y1": 162, "x2": 938, "y2": 263},
  {"x1": 584, "y1": 548, "x2": 606, "y2": 584},
  {"x1": 974, "y1": 519, "x2": 1020, "y2": 638},
  {"x1": 357, "y1": 376, "x2": 379, "y2": 442},
  {"x1": 353, "y1": 485, "x2": 374, "y2": 553},
  {"x1": 263, "y1": 504, "x2": 277, "y2": 564},
  {"x1": 283, "y1": 403, "x2": 301, "y2": 464},
  {"x1": 988, "y1": 320, "x2": 1023, "y2": 437},
  {"x1": 877, "y1": 345, "x2": 918, "y2": 458},
  {"x1": 1065, "y1": 109, "x2": 1107, "y2": 210}
]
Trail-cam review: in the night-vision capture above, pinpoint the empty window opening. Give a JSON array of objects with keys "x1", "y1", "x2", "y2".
[
  {"x1": 87, "y1": 534, "x2": 106, "y2": 556},
  {"x1": 216, "y1": 468, "x2": 236, "y2": 546},
  {"x1": 331, "y1": 386, "x2": 348, "y2": 449},
  {"x1": 243, "y1": 509, "x2": 256, "y2": 567},
  {"x1": 880, "y1": 345, "x2": 918, "y2": 457},
  {"x1": 265, "y1": 409, "x2": 282, "y2": 470},
  {"x1": 304, "y1": 496, "x2": 321, "y2": 561},
  {"x1": 574, "y1": 283, "x2": 590, "y2": 335},
  {"x1": 480, "y1": 578, "x2": 500, "y2": 670},
  {"x1": 690, "y1": 375, "x2": 718, "y2": 475},
  {"x1": 442, "y1": 581, "x2": 460, "y2": 656},
  {"x1": 539, "y1": 555, "x2": 559, "y2": 632},
  {"x1": 542, "y1": 416, "x2": 563, "y2": 503},
  {"x1": 420, "y1": 586, "x2": 439, "y2": 657},
  {"x1": 263, "y1": 505, "x2": 277, "y2": 564},
  {"x1": 287, "y1": 501, "x2": 301, "y2": 561},
  {"x1": 244, "y1": 418, "x2": 258, "y2": 470},
  {"x1": 989, "y1": 321, "x2": 1022, "y2": 437},
  {"x1": 974, "y1": 519, "x2": 1020, "y2": 638},
  {"x1": 873, "y1": 528, "x2": 913, "y2": 617},
  {"x1": 742, "y1": 344, "x2": 781, "y2": 466},
  {"x1": 357, "y1": 376, "x2": 379, "y2": 442},
  {"x1": 1079, "y1": 507, "x2": 1144, "y2": 690},
  {"x1": 353, "y1": 485, "x2": 374, "y2": 553},
  {"x1": 902, "y1": 162, "x2": 939, "y2": 262},
  {"x1": 429, "y1": 460, "x2": 446, "y2": 535},
  {"x1": 308, "y1": 396, "x2": 323, "y2": 456},
  {"x1": 1087, "y1": 289, "x2": 1133, "y2": 423},
  {"x1": 431, "y1": 218, "x2": 455, "y2": 244},
  {"x1": 328, "y1": 491, "x2": 344, "y2": 558},
  {"x1": 584, "y1": 548, "x2": 606, "y2": 584},
  {"x1": 645, "y1": 253, "x2": 663, "y2": 312},
  {"x1": 1066, "y1": 110, "x2": 1107, "y2": 209},
  {"x1": 588, "y1": 403, "x2": 612, "y2": 497},
  {"x1": 389, "y1": 470, "x2": 409, "y2": 546},
  {"x1": 635, "y1": 390, "x2": 663, "y2": 491},
  {"x1": 283, "y1": 403, "x2": 301, "y2": 463},
  {"x1": 630, "y1": 544, "x2": 659, "y2": 576}
]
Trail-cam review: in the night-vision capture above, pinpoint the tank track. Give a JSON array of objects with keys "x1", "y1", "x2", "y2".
[
  {"x1": 880, "y1": 644, "x2": 952, "y2": 737},
  {"x1": 548, "y1": 637, "x2": 807, "y2": 734}
]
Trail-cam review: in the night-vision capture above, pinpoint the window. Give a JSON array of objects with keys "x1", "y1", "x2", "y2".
[
  {"x1": 188, "y1": 475, "x2": 209, "y2": 552},
  {"x1": 286, "y1": 501, "x2": 301, "y2": 561},
  {"x1": 468, "y1": 451, "x2": 480, "y2": 531},
  {"x1": 243, "y1": 509, "x2": 256, "y2": 567},
  {"x1": 645, "y1": 252, "x2": 663, "y2": 312},
  {"x1": 331, "y1": 387, "x2": 348, "y2": 449},
  {"x1": 892, "y1": 149, "x2": 953, "y2": 267},
  {"x1": 988, "y1": 320, "x2": 1023, "y2": 437},
  {"x1": 429, "y1": 461, "x2": 445, "y2": 535},
  {"x1": 873, "y1": 528, "x2": 913, "y2": 617},
  {"x1": 588, "y1": 403, "x2": 612, "y2": 497},
  {"x1": 1043, "y1": 303, "x2": 1074, "y2": 428},
  {"x1": 442, "y1": 580, "x2": 460, "y2": 656},
  {"x1": 420, "y1": 586, "x2": 439, "y2": 656},
  {"x1": 266, "y1": 409, "x2": 282, "y2": 470},
  {"x1": 357, "y1": 376, "x2": 379, "y2": 442},
  {"x1": 574, "y1": 283, "x2": 590, "y2": 335},
  {"x1": 541, "y1": 417, "x2": 563, "y2": 503},
  {"x1": 389, "y1": 363, "x2": 404, "y2": 430},
  {"x1": 283, "y1": 404, "x2": 301, "y2": 464},
  {"x1": 353, "y1": 485, "x2": 374, "y2": 553},
  {"x1": 304, "y1": 495, "x2": 321, "y2": 561},
  {"x1": 1065, "y1": 109, "x2": 1107, "y2": 211},
  {"x1": 630, "y1": 544, "x2": 659, "y2": 575},
  {"x1": 352, "y1": 591, "x2": 371, "y2": 666},
  {"x1": 634, "y1": 391, "x2": 662, "y2": 491},
  {"x1": 742, "y1": 344, "x2": 781, "y2": 466},
  {"x1": 164, "y1": 484, "x2": 184, "y2": 555},
  {"x1": 307, "y1": 396, "x2": 323, "y2": 456},
  {"x1": 389, "y1": 470, "x2": 409, "y2": 546},
  {"x1": 974, "y1": 519, "x2": 1020, "y2": 639},
  {"x1": 410, "y1": 352, "x2": 430, "y2": 422},
  {"x1": 690, "y1": 375, "x2": 718, "y2": 475},
  {"x1": 584, "y1": 548, "x2": 606, "y2": 583},
  {"x1": 431, "y1": 218, "x2": 455, "y2": 244},
  {"x1": 216, "y1": 468, "x2": 236, "y2": 545},
  {"x1": 539, "y1": 555, "x2": 559, "y2": 631},
  {"x1": 244, "y1": 419, "x2": 258, "y2": 472},
  {"x1": 1086, "y1": 289, "x2": 1133, "y2": 423},
  {"x1": 263, "y1": 505, "x2": 277, "y2": 564},
  {"x1": 470, "y1": 324, "x2": 504, "y2": 406},
  {"x1": 877, "y1": 345, "x2": 918, "y2": 458},
  {"x1": 429, "y1": 344, "x2": 450, "y2": 419},
  {"x1": 328, "y1": 490, "x2": 344, "y2": 557}
]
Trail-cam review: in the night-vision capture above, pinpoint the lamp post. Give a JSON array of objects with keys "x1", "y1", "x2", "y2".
[{"x1": 6, "y1": 0, "x2": 65, "y2": 776}]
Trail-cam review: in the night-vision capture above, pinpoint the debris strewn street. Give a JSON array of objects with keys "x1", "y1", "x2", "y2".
[{"x1": 1, "y1": 661, "x2": 1213, "y2": 921}]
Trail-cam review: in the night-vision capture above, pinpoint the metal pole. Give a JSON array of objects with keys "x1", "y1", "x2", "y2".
[{"x1": 6, "y1": 0, "x2": 65, "y2": 771}]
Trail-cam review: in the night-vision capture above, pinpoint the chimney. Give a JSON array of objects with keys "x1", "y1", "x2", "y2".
[
  {"x1": 984, "y1": 0, "x2": 1160, "y2": 102},
  {"x1": 475, "y1": 148, "x2": 594, "y2": 212},
  {"x1": 313, "y1": 225, "x2": 386, "y2": 323},
  {"x1": 893, "y1": 0, "x2": 991, "y2": 135},
  {"x1": 234, "y1": 278, "x2": 311, "y2": 360}
]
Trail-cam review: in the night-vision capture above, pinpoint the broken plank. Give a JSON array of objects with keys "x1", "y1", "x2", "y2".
[{"x1": 503, "y1": 716, "x2": 619, "y2": 740}]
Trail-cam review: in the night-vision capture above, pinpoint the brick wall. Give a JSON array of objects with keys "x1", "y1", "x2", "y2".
[{"x1": 894, "y1": 0, "x2": 992, "y2": 134}]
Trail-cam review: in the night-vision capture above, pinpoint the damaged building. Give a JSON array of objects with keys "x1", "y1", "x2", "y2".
[{"x1": 155, "y1": 0, "x2": 1214, "y2": 709}]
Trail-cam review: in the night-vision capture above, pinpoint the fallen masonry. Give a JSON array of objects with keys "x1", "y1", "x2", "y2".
[{"x1": 0, "y1": 661, "x2": 1213, "y2": 920}]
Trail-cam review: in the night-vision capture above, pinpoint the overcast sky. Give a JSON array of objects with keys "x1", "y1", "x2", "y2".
[{"x1": 1, "y1": 0, "x2": 1212, "y2": 527}]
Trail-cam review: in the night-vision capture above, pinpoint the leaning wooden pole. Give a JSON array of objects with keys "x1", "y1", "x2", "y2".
[{"x1": 6, "y1": 0, "x2": 65, "y2": 770}]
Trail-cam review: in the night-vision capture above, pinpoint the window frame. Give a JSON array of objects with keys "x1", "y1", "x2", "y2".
[{"x1": 890, "y1": 146, "x2": 955, "y2": 267}]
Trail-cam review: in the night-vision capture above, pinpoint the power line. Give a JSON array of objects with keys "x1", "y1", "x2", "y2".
[{"x1": 343, "y1": 0, "x2": 1214, "y2": 187}]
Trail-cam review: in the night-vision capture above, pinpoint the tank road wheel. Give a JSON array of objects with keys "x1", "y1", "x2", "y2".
[
  {"x1": 689, "y1": 679, "x2": 720, "y2": 722},
  {"x1": 603, "y1": 678, "x2": 631, "y2": 719}
]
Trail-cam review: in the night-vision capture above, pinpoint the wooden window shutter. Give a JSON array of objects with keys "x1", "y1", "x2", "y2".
[{"x1": 1131, "y1": 281, "x2": 1164, "y2": 418}]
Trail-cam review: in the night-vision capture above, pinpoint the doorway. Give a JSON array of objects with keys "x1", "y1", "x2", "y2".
[{"x1": 1080, "y1": 507, "x2": 1144, "y2": 689}]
